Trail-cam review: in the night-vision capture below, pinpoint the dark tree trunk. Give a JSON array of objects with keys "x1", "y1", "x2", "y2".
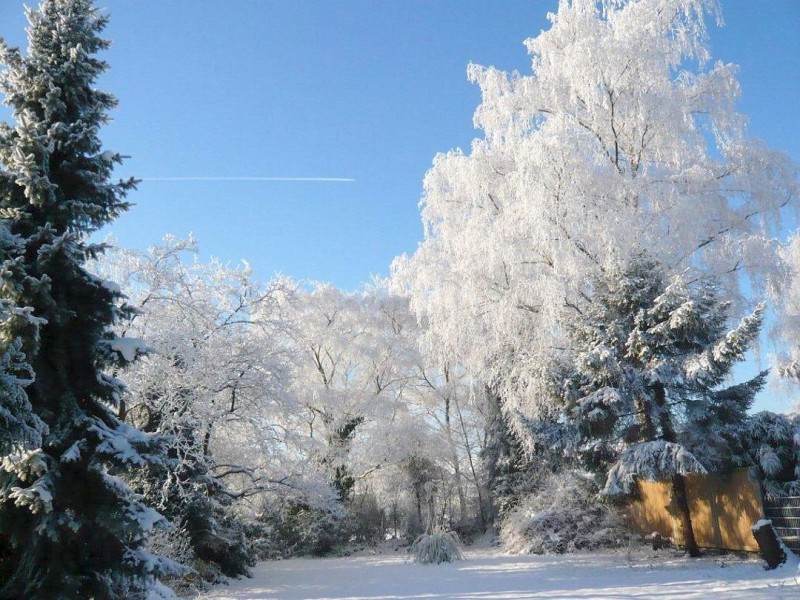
[
  {"x1": 671, "y1": 473, "x2": 701, "y2": 557},
  {"x1": 654, "y1": 382, "x2": 701, "y2": 558},
  {"x1": 415, "y1": 488, "x2": 423, "y2": 534}
]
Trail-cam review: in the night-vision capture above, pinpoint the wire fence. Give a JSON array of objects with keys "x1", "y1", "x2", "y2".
[{"x1": 763, "y1": 496, "x2": 800, "y2": 554}]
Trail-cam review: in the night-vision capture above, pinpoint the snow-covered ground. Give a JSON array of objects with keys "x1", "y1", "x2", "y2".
[{"x1": 195, "y1": 545, "x2": 799, "y2": 600}]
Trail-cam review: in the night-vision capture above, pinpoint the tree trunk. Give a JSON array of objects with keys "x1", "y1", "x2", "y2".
[
  {"x1": 415, "y1": 488, "x2": 423, "y2": 534},
  {"x1": 455, "y1": 396, "x2": 487, "y2": 528},
  {"x1": 202, "y1": 423, "x2": 213, "y2": 458},
  {"x1": 752, "y1": 520, "x2": 787, "y2": 569},
  {"x1": 671, "y1": 475, "x2": 701, "y2": 558},
  {"x1": 427, "y1": 488, "x2": 436, "y2": 533},
  {"x1": 444, "y1": 396, "x2": 468, "y2": 524},
  {"x1": 670, "y1": 473, "x2": 700, "y2": 557},
  {"x1": 634, "y1": 395, "x2": 656, "y2": 440},
  {"x1": 651, "y1": 382, "x2": 701, "y2": 558},
  {"x1": 483, "y1": 385, "x2": 504, "y2": 526}
]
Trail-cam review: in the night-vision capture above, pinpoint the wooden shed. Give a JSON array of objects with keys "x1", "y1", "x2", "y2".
[{"x1": 626, "y1": 468, "x2": 764, "y2": 552}]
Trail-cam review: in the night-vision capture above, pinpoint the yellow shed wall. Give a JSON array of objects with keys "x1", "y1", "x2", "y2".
[{"x1": 627, "y1": 468, "x2": 763, "y2": 552}]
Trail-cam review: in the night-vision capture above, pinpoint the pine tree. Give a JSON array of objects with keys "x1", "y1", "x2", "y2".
[
  {"x1": 733, "y1": 411, "x2": 800, "y2": 500},
  {"x1": 534, "y1": 257, "x2": 765, "y2": 557},
  {"x1": 0, "y1": 2, "x2": 178, "y2": 597},
  {"x1": 0, "y1": 276, "x2": 47, "y2": 458},
  {"x1": 481, "y1": 386, "x2": 538, "y2": 522},
  {"x1": 126, "y1": 384, "x2": 252, "y2": 579}
]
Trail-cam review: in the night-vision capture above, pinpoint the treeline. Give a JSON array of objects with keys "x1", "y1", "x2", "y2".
[{"x1": 94, "y1": 237, "x2": 494, "y2": 580}]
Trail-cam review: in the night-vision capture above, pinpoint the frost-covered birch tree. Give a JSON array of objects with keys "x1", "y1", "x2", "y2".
[
  {"x1": 0, "y1": 2, "x2": 178, "y2": 597},
  {"x1": 405, "y1": 360, "x2": 490, "y2": 528},
  {"x1": 97, "y1": 237, "x2": 302, "y2": 576},
  {"x1": 773, "y1": 233, "x2": 800, "y2": 383},
  {"x1": 393, "y1": 0, "x2": 797, "y2": 428},
  {"x1": 286, "y1": 285, "x2": 418, "y2": 502}
]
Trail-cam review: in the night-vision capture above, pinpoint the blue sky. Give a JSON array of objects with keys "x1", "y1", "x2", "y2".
[{"x1": 0, "y1": 1, "x2": 798, "y2": 409}]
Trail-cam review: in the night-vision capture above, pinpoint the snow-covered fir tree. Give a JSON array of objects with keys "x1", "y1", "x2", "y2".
[
  {"x1": 0, "y1": 2, "x2": 178, "y2": 597},
  {"x1": 733, "y1": 411, "x2": 800, "y2": 500},
  {"x1": 481, "y1": 386, "x2": 537, "y2": 522},
  {"x1": 530, "y1": 257, "x2": 765, "y2": 557},
  {"x1": 0, "y1": 246, "x2": 46, "y2": 457}
]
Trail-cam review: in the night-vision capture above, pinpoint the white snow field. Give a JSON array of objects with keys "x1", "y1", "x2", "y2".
[{"x1": 196, "y1": 546, "x2": 799, "y2": 600}]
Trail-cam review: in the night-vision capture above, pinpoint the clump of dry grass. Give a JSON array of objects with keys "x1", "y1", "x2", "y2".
[{"x1": 409, "y1": 531, "x2": 465, "y2": 564}]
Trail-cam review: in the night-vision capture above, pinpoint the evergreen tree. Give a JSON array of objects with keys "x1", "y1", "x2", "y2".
[
  {"x1": 733, "y1": 411, "x2": 800, "y2": 500},
  {"x1": 534, "y1": 257, "x2": 765, "y2": 557},
  {"x1": 0, "y1": 275, "x2": 46, "y2": 457},
  {"x1": 126, "y1": 384, "x2": 252, "y2": 579},
  {"x1": 481, "y1": 386, "x2": 536, "y2": 522},
  {"x1": 0, "y1": 1, "x2": 178, "y2": 597}
]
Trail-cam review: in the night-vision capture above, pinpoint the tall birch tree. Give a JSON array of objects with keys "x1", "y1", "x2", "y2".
[{"x1": 393, "y1": 0, "x2": 797, "y2": 431}]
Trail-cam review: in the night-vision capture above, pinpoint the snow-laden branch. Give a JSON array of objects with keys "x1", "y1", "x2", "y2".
[{"x1": 602, "y1": 440, "x2": 706, "y2": 497}]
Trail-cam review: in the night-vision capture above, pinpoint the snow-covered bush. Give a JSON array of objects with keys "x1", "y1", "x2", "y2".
[
  {"x1": 490, "y1": 454, "x2": 549, "y2": 522},
  {"x1": 256, "y1": 498, "x2": 349, "y2": 558},
  {"x1": 501, "y1": 471, "x2": 627, "y2": 555},
  {"x1": 348, "y1": 491, "x2": 386, "y2": 545},
  {"x1": 409, "y1": 531, "x2": 465, "y2": 564}
]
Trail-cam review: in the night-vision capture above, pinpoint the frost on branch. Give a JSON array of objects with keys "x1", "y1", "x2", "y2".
[
  {"x1": 0, "y1": 337, "x2": 47, "y2": 454},
  {"x1": 0, "y1": 449, "x2": 53, "y2": 515},
  {"x1": 393, "y1": 0, "x2": 796, "y2": 432},
  {"x1": 684, "y1": 304, "x2": 764, "y2": 387},
  {"x1": 773, "y1": 234, "x2": 800, "y2": 385},
  {"x1": 602, "y1": 441, "x2": 706, "y2": 497},
  {"x1": 731, "y1": 411, "x2": 800, "y2": 500},
  {"x1": 104, "y1": 336, "x2": 151, "y2": 363},
  {"x1": 571, "y1": 386, "x2": 624, "y2": 429},
  {"x1": 95, "y1": 238, "x2": 304, "y2": 578},
  {"x1": 89, "y1": 417, "x2": 169, "y2": 468}
]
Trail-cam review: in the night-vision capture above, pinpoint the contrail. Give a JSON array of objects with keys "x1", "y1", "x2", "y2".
[{"x1": 141, "y1": 176, "x2": 355, "y2": 182}]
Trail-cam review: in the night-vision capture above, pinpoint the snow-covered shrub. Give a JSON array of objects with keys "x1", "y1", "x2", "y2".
[
  {"x1": 501, "y1": 471, "x2": 627, "y2": 555},
  {"x1": 299, "y1": 505, "x2": 350, "y2": 556},
  {"x1": 348, "y1": 491, "x2": 386, "y2": 545},
  {"x1": 256, "y1": 500, "x2": 349, "y2": 557},
  {"x1": 409, "y1": 531, "x2": 465, "y2": 564}
]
